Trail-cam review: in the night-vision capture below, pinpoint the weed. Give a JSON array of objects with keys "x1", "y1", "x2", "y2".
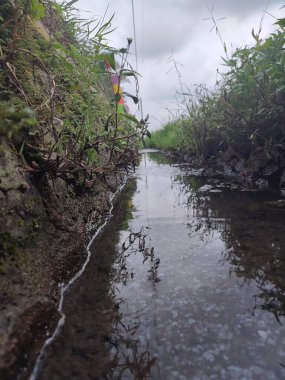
[
  {"x1": 0, "y1": 0, "x2": 149, "y2": 189},
  {"x1": 146, "y1": 16, "x2": 285, "y2": 171}
]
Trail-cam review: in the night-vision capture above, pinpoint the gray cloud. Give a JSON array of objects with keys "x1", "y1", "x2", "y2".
[
  {"x1": 204, "y1": 0, "x2": 282, "y2": 16},
  {"x1": 150, "y1": 0, "x2": 282, "y2": 16},
  {"x1": 133, "y1": 0, "x2": 283, "y2": 60}
]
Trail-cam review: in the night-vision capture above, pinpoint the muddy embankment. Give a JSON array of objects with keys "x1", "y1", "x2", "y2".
[
  {"x1": 0, "y1": 138, "x2": 124, "y2": 380},
  {"x1": 167, "y1": 149, "x2": 285, "y2": 193}
]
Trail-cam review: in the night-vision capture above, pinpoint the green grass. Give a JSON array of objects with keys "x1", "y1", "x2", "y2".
[
  {"x1": 146, "y1": 120, "x2": 184, "y2": 150},
  {"x1": 0, "y1": 0, "x2": 148, "y2": 185}
]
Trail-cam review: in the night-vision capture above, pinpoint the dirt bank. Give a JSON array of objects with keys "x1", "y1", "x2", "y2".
[
  {"x1": 165, "y1": 148, "x2": 285, "y2": 192},
  {"x1": 0, "y1": 137, "x2": 124, "y2": 380}
]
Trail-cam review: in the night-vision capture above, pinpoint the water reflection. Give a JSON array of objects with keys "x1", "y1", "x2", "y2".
[
  {"x1": 146, "y1": 151, "x2": 174, "y2": 166},
  {"x1": 107, "y1": 225, "x2": 161, "y2": 378},
  {"x1": 38, "y1": 152, "x2": 285, "y2": 380},
  {"x1": 114, "y1": 228, "x2": 160, "y2": 286},
  {"x1": 176, "y1": 174, "x2": 285, "y2": 320},
  {"x1": 37, "y1": 179, "x2": 161, "y2": 380}
]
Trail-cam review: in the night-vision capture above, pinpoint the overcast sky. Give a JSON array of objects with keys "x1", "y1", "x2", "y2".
[{"x1": 77, "y1": 0, "x2": 284, "y2": 130}]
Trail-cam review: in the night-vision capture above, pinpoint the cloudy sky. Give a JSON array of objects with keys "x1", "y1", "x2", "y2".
[{"x1": 77, "y1": 0, "x2": 284, "y2": 130}]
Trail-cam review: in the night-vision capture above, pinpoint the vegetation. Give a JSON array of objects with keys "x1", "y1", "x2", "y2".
[
  {"x1": 146, "y1": 119, "x2": 184, "y2": 150},
  {"x1": 0, "y1": 0, "x2": 149, "y2": 189},
  {"x1": 146, "y1": 17, "x2": 285, "y2": 179}
]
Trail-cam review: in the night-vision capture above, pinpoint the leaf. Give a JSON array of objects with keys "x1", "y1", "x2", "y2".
[
  {"x1": 28, "y1": 131, "x2": 39, "y2": 136},
  {"x1": 142, "y1": 137, "x2": 147, "y2": 148},
  {"x1": 276, "y1": 84, "x2": 285, "y2": 94},
  {"x1": 120, "y1": 113, "x2": 139, "y2": 124},
  {"x1": 19, "y1": 141, "x2": 25, "y2": 155},
  {"x1": 122, "y1": 72, "x2": 136, "y2": 77},
  {"x1": 120, "y1": 69, "x2": 141, "y2": 77},
  {"x1": 146, "y1": 130, "x2": 151, "y2": 138},
  {"x1": 274, "y1": 18, "x2": 285, "y2": 29},
  {"x1": 63, "y1": 61, "x2": 74, "y2": 72},
  {"x1": 123, "y1": 92, "x2": 139, "y2": 104},
  {"x1": 251, "y1": 28, "x2": 259, "y2": 42},
  {"x1": 64, "y1": 0, "x2": 79, "y2": 7},
  {"x1": 221, "y1": 56, "x2": 229, "y2": 66},
  {"x1": 96, "y1": 52, "x2": 116, "y2": 70},
  {"x1": 53, "y1": 42, "x2": 64, "y2": 49}
]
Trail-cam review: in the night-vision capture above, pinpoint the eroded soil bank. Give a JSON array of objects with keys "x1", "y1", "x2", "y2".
[
  {"x1": 167, "y1": 148, "x2": 285, "y2": 192},
  {"x1": 0, "y1": 138, "x2": 125, "y2": 380}
]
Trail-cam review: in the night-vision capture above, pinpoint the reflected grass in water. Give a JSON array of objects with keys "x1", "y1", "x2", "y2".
[
  {"x1": 146, "y1": 151, "x2": 175, "y2": 166},
  {"x1": 176, "y1": 173, "x2": 285, "y2": 320},
  {"x1": 39, "y1": 151, "x2": 285, "y2": 380}
]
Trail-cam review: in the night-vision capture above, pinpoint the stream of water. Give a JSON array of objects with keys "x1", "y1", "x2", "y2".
[{"x1": 38, "y1": 150, "x2": 285, "y2": 380}]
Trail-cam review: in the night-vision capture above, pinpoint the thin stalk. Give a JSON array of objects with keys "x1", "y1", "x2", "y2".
[{"x1": 109, "y1": 40, "x2": 132, "y2": 162}]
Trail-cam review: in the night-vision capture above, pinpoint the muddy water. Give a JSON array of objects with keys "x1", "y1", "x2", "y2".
[{"x1": 38, "y1": 150, "x2": 285, "y2": 380}]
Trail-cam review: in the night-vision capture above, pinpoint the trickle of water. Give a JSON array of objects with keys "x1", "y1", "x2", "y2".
[{"x1": 38, "y1": 150, "x2": 285, "y2": 380}]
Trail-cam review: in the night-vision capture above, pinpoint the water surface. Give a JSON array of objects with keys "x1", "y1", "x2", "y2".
[{"x1": 39, "y1": 151, "x2": 285, "y2": 380}]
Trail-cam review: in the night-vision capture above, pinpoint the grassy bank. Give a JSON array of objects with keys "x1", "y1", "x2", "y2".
[
  {"x1": 146, "y1": 120, "x2": 184, "y2": 150},
  {"x1": 146, "y1": 17, "x2": 285, "y2": 186},
  {"x1": 0, "y1": 0, "x2": 149, "y2": 184},
  {"x1": 0, "y1": 2, "x2": 150, "y2": 377},
  {"x1": 0, "y1": 0, "x2": 151, "y2": 254}
]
